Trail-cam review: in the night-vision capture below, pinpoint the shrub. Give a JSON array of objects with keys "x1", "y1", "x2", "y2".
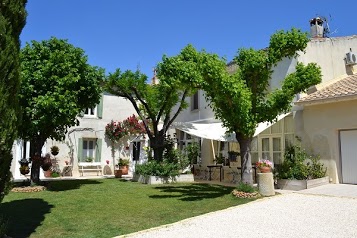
[
  {"x1": 276, "y1": 144, "x2": 326, "y2": 180},
  {"x1": 235, "y1": 182, "x2": 256, "y2": 193},
  {"x1": 308, "y1": 156, "x2": 327, "y2": 179},
  {"x1": 135, "y1": 160, "x2": 180, "y2": 178},
  {"x1": 184, "y1": 142, "x2": 199, "y2": 164}
]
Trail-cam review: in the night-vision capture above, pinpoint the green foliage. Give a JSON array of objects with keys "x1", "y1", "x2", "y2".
[
  {"x1": 307, "y1": 155, "x2": 327, "y2": 179},
  {"x1": 276, "y1": 144, "x2": 326, "y2": 180},
  {"x1": 235, "y1": 182, "x2": 256, "y2": 193},
  {"x1": 192, "y1": 28, "x2": 322, "y2": 184},
  {"x1": 0, "y1": 215, "x2": 8, "y2": 238},
  {"x1": 118, "y1": 158, "x2": 130, "y2": 166},
  {"x1": 184, "y1": 142, "x2": 200, "y2": 164},
  {"x1": 85, "y1": 157, "x2": 94, "y2": 162},
  {"x1": 135, "y1": 160, "x2": 180, "y2": 178},
  {"x1": 0, "y1": 0, "x2": 27, "y2": 203},
  {"x1": 214, "y1": 154, "x2": 225, "y2": 164},
  {"x1": 19, "y1": 37, "x2": 104, "y2": 142},
  {"x1": 105, "y1": 45, "x2": 202, "y2": 161}
]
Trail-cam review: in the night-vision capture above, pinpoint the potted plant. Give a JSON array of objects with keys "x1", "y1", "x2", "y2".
[
  {"x1": 19, "y1": 158, "x2": 30, "y2": 175},
  {"x1": 255, "y1": 159, "x2": 273, "y2": 173},
  {"x1": 50, "y1": 145, "x2": 59, "y2": 156},
  {"x1": 115, "y1": 158, "x2": 130, "y2": 178},
  {"x1": 51, "y1": 168, "x2": 61, "y2": 178},
  {"x1": 85, "y1": 157, "x2": 94, "y2": 162}
]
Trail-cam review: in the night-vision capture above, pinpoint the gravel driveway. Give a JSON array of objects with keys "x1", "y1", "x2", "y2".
[{"x1": 116, "y1": 193, "x2": 357, "y2": 238}]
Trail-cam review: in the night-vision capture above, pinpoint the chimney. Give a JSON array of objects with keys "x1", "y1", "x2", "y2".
[
  {"x1": 151, "y1": 68, "x2": 159, "y2": 85},
  {"x1": 309, "y1": 17, "x2": 324, "y2": 38}
]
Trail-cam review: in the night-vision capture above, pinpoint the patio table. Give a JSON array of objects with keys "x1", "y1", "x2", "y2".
[{"x1": 207, "y1": 165, "x2": 223, "y2": 181}]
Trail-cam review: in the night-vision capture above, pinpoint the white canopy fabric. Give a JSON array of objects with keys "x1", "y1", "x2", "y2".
[
  {"x1": 172, "y1": 122, "x2": 236, "y2": 142},
  {"x1": 172, "y1": 113, "x2": 290, "y2": 142}
]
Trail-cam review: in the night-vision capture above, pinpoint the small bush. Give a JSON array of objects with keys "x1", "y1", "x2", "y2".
[
  {"x1": 308, "y1": 156, "x2": 327, "y2": 179},
  {"x1": 276, "y1": 144, "x2": 326, "y2": 180},
  {"x1": 235, "y1": 182, "x2": 256, "y2": 193},
  {"x1": 135, "y1": 160, "x2": 180, "y2": 178}
]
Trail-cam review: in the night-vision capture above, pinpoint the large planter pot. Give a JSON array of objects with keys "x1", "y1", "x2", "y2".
[
  {"x1": 114, "y1": 166, "x2": 129, "y2": 178},
  {"x1": 277, "y1": 176, "x2": 329, "y2": 191},
  {"x1": 44, "y1": 170, "x2": 52, "y2": 177},
  {"x1": 259, "y1": 166, "x2": 271, "y2": 173},
  {"x1": 137, "y1": 174, "x2": 194, "y2": 185},
  {"x1": 120, "y1": 165, "x2": 128, "y2": 175}
]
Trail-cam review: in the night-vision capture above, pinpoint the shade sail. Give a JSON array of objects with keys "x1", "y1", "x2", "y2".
[
  {"x1": 172, "y1": 113, "x2": 290, "y2": 142},
  {"x1": 172, "y1": 122, "x2": 236, "y2": 142}
]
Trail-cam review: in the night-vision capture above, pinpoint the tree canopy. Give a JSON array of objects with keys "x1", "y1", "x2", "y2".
[
  {"x1": 19, "y1": 37, "x2": 104, "y2": 183},
  {"x1": 0, "y1": 0, "x2": 27, "y2": 202},
  {"x1": 199, "y1": 28, "x2": 322, "y2": 184},
  {"x1": 105, "y1": 46, "x2": 200, "y2": 160}
]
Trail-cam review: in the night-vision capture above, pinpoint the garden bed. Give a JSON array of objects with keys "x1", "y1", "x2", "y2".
[{"x1": 277, "y1": 176, "x2": 329, "y2": 191}]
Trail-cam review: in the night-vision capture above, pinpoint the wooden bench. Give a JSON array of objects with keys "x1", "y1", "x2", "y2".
[{"x1": 78, "y1": 162, "x2": 102, "y2": 176}]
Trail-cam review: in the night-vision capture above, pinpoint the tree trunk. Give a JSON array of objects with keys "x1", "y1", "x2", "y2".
[
  {"x1": 150, "y1": 133, "x2": 165, "y2": 161},
  {"x1": 30, "y1": 137, "x2": 46, "y2": 184},
  {"x1": 236, "y1": 134, "x2": 253, "y2": 185}
]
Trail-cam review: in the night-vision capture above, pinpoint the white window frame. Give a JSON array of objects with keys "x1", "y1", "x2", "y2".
[
  {"x1": 82, "y1": 138, "x2": 96, "y2": 161},
  {"x1": 84, "y1": 106, "x2": 97, "y2": 117}
]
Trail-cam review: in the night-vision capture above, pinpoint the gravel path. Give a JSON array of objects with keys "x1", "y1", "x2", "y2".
[{"x1": 117, "y1": 193, "x2": 357, "y2": 238}]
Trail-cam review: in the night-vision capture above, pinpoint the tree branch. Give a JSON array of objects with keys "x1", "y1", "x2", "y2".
[{"x1": 165, "y1": 89, "x2": 188, "y2": 132}]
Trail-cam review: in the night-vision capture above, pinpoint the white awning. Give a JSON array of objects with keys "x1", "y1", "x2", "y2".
[
  {"x1": 253, "y1": 113, "x2": 290, "y2": 137},
  {"x1": 172, "y1": 113, "x2": 290, "y2": 142},
  {"x1": 172, "y1": 122, "x2": 236, "y2": 142}
]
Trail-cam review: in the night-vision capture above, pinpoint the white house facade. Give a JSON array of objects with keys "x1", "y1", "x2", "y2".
[{"x1": 11, "y1": 92, "x2": 148, "y2": 180}]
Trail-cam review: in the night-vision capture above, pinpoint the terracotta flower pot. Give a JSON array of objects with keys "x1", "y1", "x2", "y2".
[{"x1": 259, "y1": 166, "x2": 271, "y2": 173}]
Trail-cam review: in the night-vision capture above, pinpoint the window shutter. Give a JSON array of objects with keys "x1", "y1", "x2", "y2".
[
  {"x1": 95, "y1": 138, "x2": 102, "y2": 162},
  {"x1": 79, "y1": 110, "x2": 85, "y2": 117},
  {"x1": 78, "y1": 138, "x2": 83, "y2": 162},
  {"x1": 97, "y1": 94, "x2": 103, "y2": 119}
]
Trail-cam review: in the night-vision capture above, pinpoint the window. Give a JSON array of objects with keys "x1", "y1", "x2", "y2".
[
  {"x1": 132, "y1": 141, "x2": 141, "y2": 161},
  {"x1": 84, "y1": 106, "x2": 97, "y2": 117},
  {"x1": 191, "y1": 91, "x2": 199, "y2": 110},
  {"x1": 82, "y1": 138, "x2": 96, "y2": 161}
]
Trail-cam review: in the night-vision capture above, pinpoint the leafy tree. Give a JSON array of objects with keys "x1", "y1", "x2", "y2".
[
  {"x1": 199, "y1": 28, "x2": 322, "y2": 184},
  {"x1": 105, "y1": 46, "x2": 199, "y2": 161},
  {"x1": 19, "y1": 37, "x2": 104, "y2": 183},
  {"x1": 0, "y1": 0, "x2": 27, "y2": 202}
]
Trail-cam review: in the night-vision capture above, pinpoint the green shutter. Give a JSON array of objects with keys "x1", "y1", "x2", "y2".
[
  {"x1": 78, "y1": 138, "x2": 83, "y2": 162},
  {"x1": 79, "y1": 110, "x2": 85, "y2": 117},
  {"x1": 97, "y1": 94, "x2": 103, "y2": 119},
  {"x1": 95, "y1": 138, "x2": 102, "y2": 162}
]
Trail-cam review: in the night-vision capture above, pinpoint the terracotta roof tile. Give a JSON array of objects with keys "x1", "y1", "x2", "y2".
[{"x1": 297, "y1": 74, "x2": 357, "y2": 104}]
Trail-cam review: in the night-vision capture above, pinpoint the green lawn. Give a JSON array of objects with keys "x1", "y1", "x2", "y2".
[{"x1": 1, "y1": 179, "x2": 256, "y2": 238}]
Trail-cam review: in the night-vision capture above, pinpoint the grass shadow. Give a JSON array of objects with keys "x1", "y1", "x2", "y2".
[
  {"x1": 44, "y1": 179, "x2": 103, "y2": 191},
  {"x1": 150, "y1": 183, "x2": 234, "y2": 201},
  {"x1": 0, "y1": 198, "x2": 53, "y2": 238}
]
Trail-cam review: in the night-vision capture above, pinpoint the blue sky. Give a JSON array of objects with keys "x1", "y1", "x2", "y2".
[{"x1": 20, "y1": 1, "x2": 356, "y2": 78}]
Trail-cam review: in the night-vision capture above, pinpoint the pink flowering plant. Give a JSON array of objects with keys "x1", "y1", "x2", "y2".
[
  {"x1": 105, "y1": 115, "x2": 146, "y2": 143},
  {"x1": 105, "y1": 120, "x2": 128, "y2": 142},
  {"x1": 122, "y1": 114, "x2": 146, "y2": 136},
  {"x1": 255, "y1": 159, "x2": 273, "y2": 168}
]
